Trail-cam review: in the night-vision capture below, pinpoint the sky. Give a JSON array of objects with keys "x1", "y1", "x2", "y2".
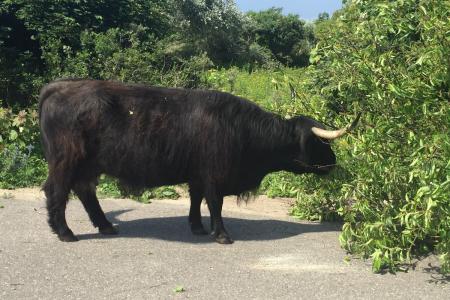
[{"x1": 234, "y1": 0, "x2": 342, "y2": 21}]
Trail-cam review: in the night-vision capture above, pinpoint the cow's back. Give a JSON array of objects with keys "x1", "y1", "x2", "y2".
[{"x1": 39, "y1": 80, "x2": 246, "y2": 188}]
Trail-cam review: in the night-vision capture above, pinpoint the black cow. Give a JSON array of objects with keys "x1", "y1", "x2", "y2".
[{"x1": 39, "y1": 79, "x2": 358, "y2": 244}]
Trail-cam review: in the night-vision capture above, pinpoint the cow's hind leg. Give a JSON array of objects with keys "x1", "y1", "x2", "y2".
[
  {"x1": 72, "y1": 180, "x2": 118, "y2": 235},
  {"x1": 44, "y1": 171, "x2": 77, "y2": 242},
  {"x1": 188, "y1": 185, "x2": 208, "y2": 235}
]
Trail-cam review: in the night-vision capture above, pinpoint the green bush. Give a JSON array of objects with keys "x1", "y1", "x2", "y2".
[
  {"x1": 247, "y1": 7, "x2": 315, "y2": 67},
  {"x1": 41, "y1": 26, "x2": 212, "y2": 88},
  {"x1": 308, "y1": 0, "x2": 450, "y2": 273},
  {"x1": 205, "y1": 67, "x2": 315, "y2": 115},
  {"x1": 0, "y1": 105, "x2": 47, "y2": 188},
  {"x1": 1, "y1": 0, "x2": 314, "y2": 108},
  {"x1": 0, "y1": 106, "x2": 40, "y2": 151},
  {"x1": 0, "y1": 145, "x2": 47, "y2": 188}
]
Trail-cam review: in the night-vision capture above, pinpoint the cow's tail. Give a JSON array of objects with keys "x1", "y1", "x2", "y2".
[
  {"x1": 38, "y1": 82, "x2": 60, "y2": 161},
  {"x1": 38, "y1": 81, "x2": 86, "y2": 167},
  {"x1": 39, "y1": 81, "x2": 58, "y2": 121},
  {"x1": 39, "y1": 84, "x2": 51, "y2": 161}
]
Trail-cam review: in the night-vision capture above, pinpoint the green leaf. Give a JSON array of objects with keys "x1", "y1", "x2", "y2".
[
  {"x1": 9, "y1": 130, "x2": 18, "y2": 141},
  {"x1": 162, "y1": 190, "x2": 175, "y2": 196},
  {"x1": 416, "y1": 55, "x2": 425, "y2": 65},
  {"x1": 419, "y1": 6, "x2": 427, "y2": 15}
]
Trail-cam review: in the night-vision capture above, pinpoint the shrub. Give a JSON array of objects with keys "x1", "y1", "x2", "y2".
[
  {"x1": 0, "y1": 144, "x2": 47, "y2": 188},
  {"x1": 0, "y1": 105, "x2": 47, "y2": 188},
  {"x1": 308, "y1": 0, "x2": 450, "y2": 273}
]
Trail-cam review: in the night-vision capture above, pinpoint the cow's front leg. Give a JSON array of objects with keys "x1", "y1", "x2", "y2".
[{"x1": 205, "y1": 187, "x2": 233, "y2": 244}]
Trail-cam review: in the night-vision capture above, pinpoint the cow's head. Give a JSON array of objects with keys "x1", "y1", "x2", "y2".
[{"x1": 289, "y1": 113, "x2": 360, "y2": 175}]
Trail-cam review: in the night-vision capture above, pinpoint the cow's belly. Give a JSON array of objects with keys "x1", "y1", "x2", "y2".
[
  {"x1": 99, "y1": 155, "x2": 190, "y2": 188},
  {"x1": 221, "y1": 171, "x2": 266, "y2": 196}
]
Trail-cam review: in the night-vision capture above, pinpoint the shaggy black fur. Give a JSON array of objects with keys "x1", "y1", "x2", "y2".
[{"x1": 39, "y1": 79, "x2": 336, "y2": 243}]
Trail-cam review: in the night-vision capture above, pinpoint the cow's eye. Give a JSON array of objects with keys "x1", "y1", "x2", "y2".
[{"x1": 317, "y1": 137, "x2": 330, "y2": 145}]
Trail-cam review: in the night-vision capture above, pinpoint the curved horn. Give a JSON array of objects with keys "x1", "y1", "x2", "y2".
[{"x1": 311, "y1": 112, "x2": 361, "y2": 140}]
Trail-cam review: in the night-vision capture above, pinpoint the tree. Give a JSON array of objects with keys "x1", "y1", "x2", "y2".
[
  {"x1": 247, "y1": 7, "x2": 314, "y2": 67},
  {"x1": 0, "y1": 3, "x2": 43, "y2": 106},
  {"x1": 0, "y1": 0, "x2": 173, "y2": 106},
  {"x1": 172, "y1": 0, "x2": 251, "y2": 66},
  {"x1": 317, "y1": 12, "x2": 329, "y2": 21}
]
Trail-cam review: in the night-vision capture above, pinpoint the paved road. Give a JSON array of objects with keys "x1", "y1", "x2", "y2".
[{"x1": 0, "y1": 189, "x2": 448, "y2": 299}]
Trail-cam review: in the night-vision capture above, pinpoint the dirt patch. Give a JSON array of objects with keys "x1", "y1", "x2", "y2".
[
  {"x1": 0, "y1": 187, "x2": 45, "y2": 202},
  {"x1": 253, "y1": 254, "x2": 350, "y2": 273},
  {"x1": 0, "y1": 187, "x2": 296, "y2": 219}
]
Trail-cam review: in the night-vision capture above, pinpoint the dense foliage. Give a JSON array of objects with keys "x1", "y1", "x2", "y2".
[
  {"x1": 311, "y1": 0, "x2": 449, "y2": 273},
  {"x1": 248, "y1": 8, "x2": 314, "y2": 67},
  {"x1": 0, "y1": 0, "x2": 312, "y2": 106},
  {"x1": 0, "y1": 105, "x2": 47, "y2": 188},
  {"x1": 0, "y1": 0, "x2": 449, "y2": 273}
]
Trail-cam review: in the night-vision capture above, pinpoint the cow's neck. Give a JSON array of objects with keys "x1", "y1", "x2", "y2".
[{"x1": 246, "y1": 115, "x2": 297, "y2": 172}]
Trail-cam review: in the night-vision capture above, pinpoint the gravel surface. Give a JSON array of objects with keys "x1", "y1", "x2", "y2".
[{"x1": 0, "y1": 188, "x2": 448, "y2": 299}]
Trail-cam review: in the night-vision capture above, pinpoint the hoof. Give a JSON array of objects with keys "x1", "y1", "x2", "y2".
[
  {"x1": 215, "y1": 235, "x2": 233, "y2": 244},
  {"x1": 99, "y1": 224, "x2": 119, "y2": 235},
  {"x1": 191, "y1": 224, "x2": 208, "y2": 235},
  {"x1": 58, "y1": 231, "x2": 79, "y2": 242},
  {"x1": 214, "y1": 233, "x2": 234, "y2": 244}
]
